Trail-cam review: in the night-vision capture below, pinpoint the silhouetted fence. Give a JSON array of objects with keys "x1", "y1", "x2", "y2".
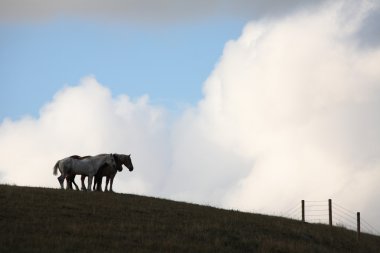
[{"x1": 283, "y1": 199, "x2": 379, "y2": 240}]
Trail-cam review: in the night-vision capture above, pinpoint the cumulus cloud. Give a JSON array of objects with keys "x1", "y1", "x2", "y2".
[
  {"x1": 1, "y1": 0, "x2": 380, "y2": 232},
  {"x1": 166, "y1": 0, "x2": 380, "y2": 229},
  {"x1": 0, "y1": 77, "x2": 170, "y2": 195}
]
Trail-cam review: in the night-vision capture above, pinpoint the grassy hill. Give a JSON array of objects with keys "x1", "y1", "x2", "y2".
[{"x1": 1, "y1": 185, "x2": 379, "y2": 253}]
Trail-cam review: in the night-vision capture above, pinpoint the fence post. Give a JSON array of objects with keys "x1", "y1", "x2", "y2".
[
  {"x1": 328, "y1": 199, "x2": 332, "y2": 226},
  {"x1": 357, "y1": 212, "x2": 361, "y2": 241},
  {"x1": 301, "y1": 200, "x2": 305, "y2": 222}
]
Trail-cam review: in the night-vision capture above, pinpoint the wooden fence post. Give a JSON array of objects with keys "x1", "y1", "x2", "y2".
[
  {"x1": 302, "y1": 200, "x2": 305, "y2": 222},
  {"x1": 357, "y1": 212, "x2": 361, "y2": 241},
  {"x1": 328, "y1": 199, "x2": 332, "y2": 226}
]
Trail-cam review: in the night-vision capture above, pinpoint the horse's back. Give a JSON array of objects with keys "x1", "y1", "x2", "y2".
[
  {"x1": 71, "y1": 156, "x2": 107, "y2": 175},
  {"x1": 71, "y1": 158, "x2": 92, "y2": 173},
  {"x1": 59, "y1": 154, "x2": 110, "y2": 176},
  {"x1": 70, "y1": 155, "x2": 92, "y2": 160}
]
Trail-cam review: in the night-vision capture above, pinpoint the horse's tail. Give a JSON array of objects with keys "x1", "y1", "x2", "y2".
[{"x1": 53, "y1": 161, "x2": 60, "y2": 175}]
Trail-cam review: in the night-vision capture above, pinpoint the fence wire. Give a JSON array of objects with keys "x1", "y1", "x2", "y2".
[
  {"x1": 282, "y1": 200, "x2": 380, "y2": 236},
  {"x1": 282, "y1": 202, "x2": 301, "y2": 220}
]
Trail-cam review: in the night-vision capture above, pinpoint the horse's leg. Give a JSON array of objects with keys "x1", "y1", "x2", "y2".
[
  {"x1": 93, "y1": 176, "x2": 98, "y2": 191},
  {"x1": 81, "y1": 175, "x2": 86, "y2": 191},
  {"x1": 65, "y1": 174, "x2": 75, "y2": 190},
  {"x1": 109, "y1": 175, "x2": 115, "y2": 192},
  {"x1": 105, "y1": 177, "x2": 110, "y2": 192},
  {"x1": 93, "y1": 176, "x2": 101, "y2": 191},
  {"x1": 57, "y1": 175, "x2": 65, "y2": 189},
  {"x1": 71, "y1": 175, "x2": 79, "y2": 191},
  {"x1": 87, "y1": 175, "x2": 93, "y2": 192},
  {"x1": 96, "y1": 177, "x2": 103, "y2": 192},
  {"x1": 66, "y1": 178, "x2": 71, "y2": 190},
  {"x1": 72, "y1": 180, "x2": 79, "y2": 190}
]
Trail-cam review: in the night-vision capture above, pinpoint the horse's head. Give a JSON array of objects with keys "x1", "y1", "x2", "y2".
[{"x1": 124, "y1": 154, "x2": 134, "y2": 172}]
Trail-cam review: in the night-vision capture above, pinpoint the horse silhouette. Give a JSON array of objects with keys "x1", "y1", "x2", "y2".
[
  {"x1": 65, "y1": 154, "x2": 134, "y2": 192},
  {"x1": 53, "y1": 154, "x2": 117, "y2": 191}
]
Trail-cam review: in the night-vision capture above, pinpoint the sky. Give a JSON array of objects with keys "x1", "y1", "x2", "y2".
[{"x1": 1, "y1": 0, "x2": 380, "y2": 233}]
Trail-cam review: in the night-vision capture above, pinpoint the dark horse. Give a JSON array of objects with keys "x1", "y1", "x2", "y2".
[{"x1": 67, "y1": 154, "x2": 134, "y2": 192}]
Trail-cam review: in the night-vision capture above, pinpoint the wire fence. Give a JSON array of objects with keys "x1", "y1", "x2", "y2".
[{"x1": 282, "y1": 199, "x2": 380, "y2": 236}]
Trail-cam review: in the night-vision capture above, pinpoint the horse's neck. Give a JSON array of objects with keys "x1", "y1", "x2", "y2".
[{"x1": 116, "y1": 157, "x2": 123, "y2": 167}]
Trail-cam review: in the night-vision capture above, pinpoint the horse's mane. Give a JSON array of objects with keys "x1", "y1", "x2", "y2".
[
  {"x1": 111, "y1": 154, "x2": 123, "y2": 172},
  {"x1": 70, "y1": 155, "x2": 92, "y2": 160}
]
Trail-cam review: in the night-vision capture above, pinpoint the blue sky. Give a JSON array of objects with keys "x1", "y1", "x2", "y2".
[
  {"x1": 1, "y1": 0, "x2": 380, "y2": 234},
  {"x1": 1, "y1": 16, "x2": 248, "y2": 120}
]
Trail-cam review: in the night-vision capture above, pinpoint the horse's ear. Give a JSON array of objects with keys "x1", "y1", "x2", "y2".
[{"x1": 129, "y1": 154, "x2": 131, "y2": 157}]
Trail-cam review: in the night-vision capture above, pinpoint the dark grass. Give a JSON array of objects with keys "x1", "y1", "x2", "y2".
[{"x1": 1, "y1": 185, "x2": 379, "y2": 253}]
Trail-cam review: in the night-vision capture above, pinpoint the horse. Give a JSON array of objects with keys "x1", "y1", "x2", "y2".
[
  {"x1": 93, "y1": 154, "x2": 134, "y2": 192},
  {"x1": 53, "y1": 154, "x2": 117, "y2": 191},
  {"x1": 77, "y1": 154, "x2": 134, "y2": 192}
]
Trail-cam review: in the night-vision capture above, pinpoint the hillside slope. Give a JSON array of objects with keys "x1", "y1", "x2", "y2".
[{"x1": 0, "y1": 185, "x2": 379, "y2": 253}]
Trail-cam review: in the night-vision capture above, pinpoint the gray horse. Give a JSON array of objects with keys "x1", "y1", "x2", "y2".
[{"x1": 53, "y1": 154, "x2": 117, "y2": 191}]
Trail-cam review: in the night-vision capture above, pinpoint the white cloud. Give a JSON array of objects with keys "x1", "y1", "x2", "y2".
[
  {"x1": 1, "y1": 0, "x2": 380, "y2": 232},
  {"x1": 0, "y1": 77, "x2": 170, "y2": 195},
  {"x1": 166, "y1": 0, "x2": 380, "y2": 229}
]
